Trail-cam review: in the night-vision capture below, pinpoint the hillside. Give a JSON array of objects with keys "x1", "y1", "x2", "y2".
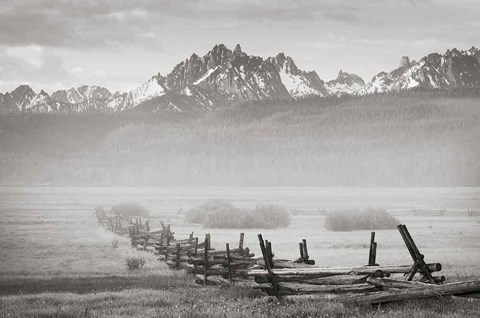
[{"x1": 1, "y1": 90, "x2": 479, "y2": 186}]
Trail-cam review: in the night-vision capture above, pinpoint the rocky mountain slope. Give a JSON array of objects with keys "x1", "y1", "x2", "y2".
[
  {"x1": 325, "y1": 70, "x2": 365, "y2": 96},
  {"x1": 361, "y1": 47, "x2": 480, "y2": 94},
  {"x1": 0, "y1": 85, "x2": 126, "y2": 113},
  {"x1": 125, "y1": 44, "x2": 331, "y2": 112},
  {"x1": 1, "y1": 45, "x2": 479, "y2": 113}
]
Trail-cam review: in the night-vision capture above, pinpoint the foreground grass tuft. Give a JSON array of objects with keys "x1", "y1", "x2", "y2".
[{"x1": 126, "y1": 257, "x2": 145, "y2": 271}]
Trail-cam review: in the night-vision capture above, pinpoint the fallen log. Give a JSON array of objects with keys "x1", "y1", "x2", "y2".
[
  {"x1": 155, "y1": 245, "x2": 205, "y2": 252},
  {"x1": 195, "y1": 275, "x2": 231, "y2": 286},
  {"x1": 366, "y1": 276, "x2": 445, "y2": 289},
  {"x1": 255, "y1": 274, "x2": 370, "y2": 285},
  {"x1": 262, "y1": 260, "x2": 317, "y2": 269},
  {"x1": 256, "y1": 282, "x2": 378, "y2": 295},
  {"x1": 166, "y1": 260, "x2": 190, "y2": 269},
  {"x1": 208, "y1": 248, "x2": 245, "y2": 256},
  {"x1": 342, "y1": 280, "x2": 480, "y2": 304},
  {"x1": 248, "y1": 264, "x2": 441, "y2": 279},
  {"x1": 275, "y1": 294, "x2": 338, "y2": 301},
  {"x1": 191, "y1": 267, "x2": 226, "y2": 276}
]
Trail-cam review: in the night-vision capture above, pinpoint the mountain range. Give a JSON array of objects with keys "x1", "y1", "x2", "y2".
[{"x1": 1, "y1": 44, "x2": 479, "y2": 113}]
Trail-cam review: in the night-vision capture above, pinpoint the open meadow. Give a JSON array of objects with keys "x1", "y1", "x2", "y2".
[{"x1": 1, "y1": 186, "x2": 479, "y2": 317}]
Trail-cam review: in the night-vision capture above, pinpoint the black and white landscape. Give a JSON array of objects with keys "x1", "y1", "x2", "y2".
[
  {"x1": 1, "y1": 1, "x2": 479, "y2": 317},
  {"x1": 1, "y1": 44, "x2": 479, "y2": 113}
]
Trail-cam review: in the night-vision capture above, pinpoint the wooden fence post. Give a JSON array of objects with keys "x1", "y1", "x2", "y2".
[
  {"x1": 226, "y1": 243, "x2": 232, "y2": 282},
  {"x1": 368, "y1": 232, "x2": 377, "y2": 266},
  {"x1": 266, "y1": 240, "x2": 274, "y2": 268},
  {"x1": 175, "y1": 243, "x2": 181, "y2": 269},
  {"x1": 165, "y1": 232, "x2": 171, "y2": 260},
  {"x1": 194, "y1": 237, "x2": 198, "y2": 256},
  {"x1": 239, "y1": 233, "x2": 244, "y2": 251},
  {"x1": 258, "y1": 234, "x2": 281, "y2": 300},
  {"x1": 397, "y1": 225, "x2": 435, "y2": 283},
  {"x1": 159, "y1": 230, "x2": 164, "y2": 247},
  {"x1": 299, "y1": 242, "x2": 305, "y2": 261},
  {"x1": 204, "y1": 234, "x2": 210, "y2": 285},
  {"x1": 302, "y1": 239, "x2": 309, "y2": 262}
]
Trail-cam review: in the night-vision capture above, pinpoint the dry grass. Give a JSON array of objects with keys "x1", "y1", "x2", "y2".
[
  {"x1": 126, "y1": 256, "x2": 145, "y2": 270},
  {"x1": 1, "y1": 188, "x2": 479, "y2": 317},
  {"x1": 1, "y1": 287, "x2": 479, "y2": 318}
]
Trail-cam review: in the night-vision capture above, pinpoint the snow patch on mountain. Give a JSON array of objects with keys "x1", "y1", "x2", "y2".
[
  {"x1": 124, "y1": 76, "x2": 165, "y2": 108},
  {"x1": 194, "y1": 66, "x2": 220, "y2": 85},
  {"x1": 279, "y1": 65, "x2": 318, "y2": 97},
  {"x1": 182, "y1": 87, "x2": 193, "y2": 96},
  {"x1": 325, "y1": 70, "x2": 365, "y2": 96}
]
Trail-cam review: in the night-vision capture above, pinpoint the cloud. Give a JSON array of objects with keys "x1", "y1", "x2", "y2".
[
  {"x1": 0, "y1": 0, "x2": 478, "y2": 93},
  {"x1": 0, "y1": 45, "x2": 77, "y2": 92},
  {"x1": 1, "y1": 0, "x2": 476, "y2": 53},
  {"x1": 0, "y1": 1, "x2": 164, "y2": 49},
  {"x1": 0, "y1": 0, "x2": 369, "y2": 49}
]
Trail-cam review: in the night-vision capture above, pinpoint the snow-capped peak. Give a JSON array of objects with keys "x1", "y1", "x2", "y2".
[
  {"x1": 123, "y1": 75, "x2": 166, "y2": 108},
  {"x1": 326, "y1": 70, "x2": 365, "y2": 96}
]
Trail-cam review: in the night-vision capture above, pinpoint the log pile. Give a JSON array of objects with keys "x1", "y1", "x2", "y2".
[{"x1": 94, "y1": 206, "x2": 480, "y2": 304}]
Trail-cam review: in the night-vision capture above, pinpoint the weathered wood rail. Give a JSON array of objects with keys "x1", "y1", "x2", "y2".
[{"x1": 94, "y1": 206, "x2": 480, "y2": 304}]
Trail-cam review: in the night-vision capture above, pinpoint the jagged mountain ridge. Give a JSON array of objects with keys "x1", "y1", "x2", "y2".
[
  {"x1": 0, "y1": 84, "x2": 126, "y2": 113},
  {"x1": 361, "y1": 46, "x2": 480, "y2": 94},
  {"x1": 1, "y1": 44, "x2": 479, "y2": 113},
  {"x1": 126, "y1": 44, "x2": 330, "y2": 112},
  {"x1": 325, "y1": 70, "x2": 365, "y2": 96}
]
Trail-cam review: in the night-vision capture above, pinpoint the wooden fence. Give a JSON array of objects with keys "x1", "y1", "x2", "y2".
[{"x1": 94, "y1": 206, "x2": 480, "y2": 304}]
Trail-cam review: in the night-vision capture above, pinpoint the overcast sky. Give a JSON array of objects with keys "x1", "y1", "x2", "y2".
[{"x1": 0, "y1": 0, "x2": 479, "y2": 94}]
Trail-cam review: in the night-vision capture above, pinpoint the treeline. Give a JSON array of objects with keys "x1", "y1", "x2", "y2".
[{"x1": 1, "y1": 91, "x2": 479, "y2": 186}]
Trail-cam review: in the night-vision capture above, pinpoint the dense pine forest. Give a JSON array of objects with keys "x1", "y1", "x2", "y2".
[{"x1": 1, "y1": 90, "x2": 479, "y2": 186}]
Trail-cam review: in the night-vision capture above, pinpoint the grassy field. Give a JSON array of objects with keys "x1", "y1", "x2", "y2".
[{"x1": 1, "y1": 187, "x2": 479, "y2": 317}]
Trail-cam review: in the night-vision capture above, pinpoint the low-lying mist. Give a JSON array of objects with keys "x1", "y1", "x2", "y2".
[{"x1": 1, "y1": 91, "x2": 479, "y2": 187}]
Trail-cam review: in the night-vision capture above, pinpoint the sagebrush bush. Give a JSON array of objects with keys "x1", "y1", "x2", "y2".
[
  {"x1": 184, "y1": 200, "x2": 234, "y2": 223},
  {"x1": 111, "y1": 202, "x2": 149, "y2": 217},
  {"x1": 186, "y1": 201, "x2": 290, "y2": 229},
  {"x1": 324, "y1": 208, "x2": 400, "y2": 231},
  {"x1": 126, "y1": 256, "x2": 145, "y2": 270}
]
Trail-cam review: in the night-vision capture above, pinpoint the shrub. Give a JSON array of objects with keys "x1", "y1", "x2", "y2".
[
  {"x1": 185, "y1": 201, "x2": 290, "y2": 229},
  {"x1": 111, "y1": 202, "x2": 149, "y2": 217},
  {"x1": 324, "y1": 208, "x2": 400, "y2": 231},
  {"x1": 184, "y1": 200, "x2": 234, "y2": 223},
  {"x1": 126, "y1": 256, "x2": 145, "y2": 270},
  {"x1": 254, "y1": 204, "x2": 291, "y2": 229},
  {"x1": 111, "y1": 238, "x2": 119, "y2": 249}
]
